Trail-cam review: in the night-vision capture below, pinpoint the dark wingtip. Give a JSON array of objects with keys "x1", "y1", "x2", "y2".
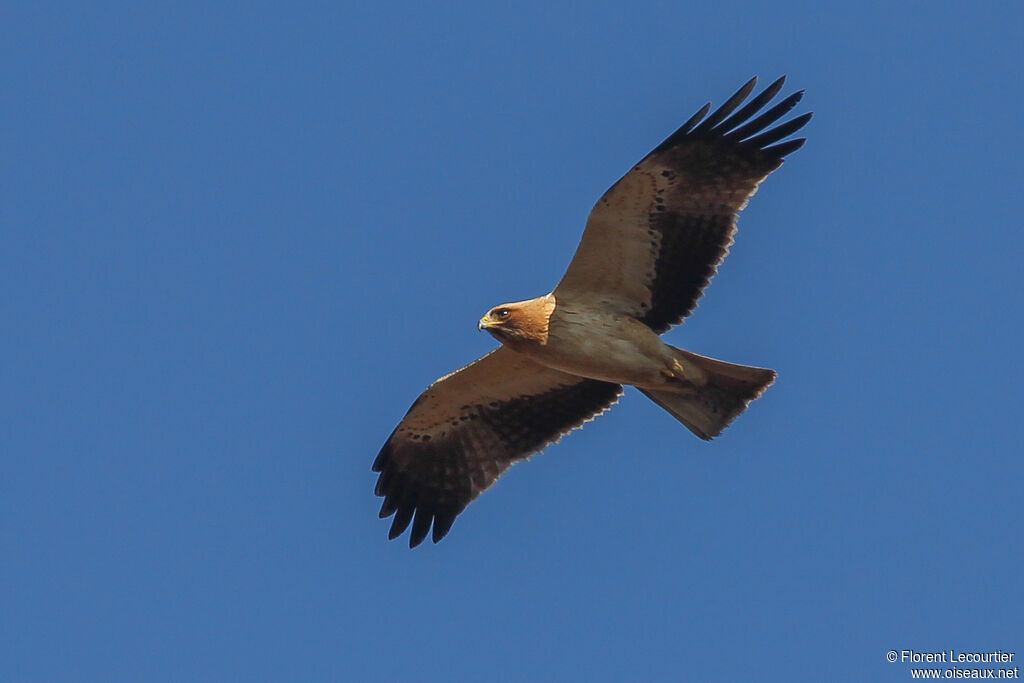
[
  {"x1": 764, "y1": 137, "x2": 807, "y2": 158},
  {"x1": 378, "y1": 494, "x2": 398, "y2": 519},
  {"x1": 691, "y1": 76, "x2": 758, "y2": 135},
  {"x1": 377, "y1": 473, "x2": 402, "y2": 517},
  {"x1": 373, "y1": 467, "x2": 393, "y2": 497},
  {"x1": 431, "y1": 512, "x2": 456, "y2": 543},
  {"x1": 653, "y1": 77, "x2": 809, "y2": 159},
  {"x1": 409, "y1": 509, "x2": 432, "y2": 548},
  {"x1": 371, "y1": 441, "x2": 391, "y2": 472},
  {"x1": 679, "y1": 102, "x2": 712, "y2": 135},
  {"x1": 744, "y1": 111, "x2": 813, "y2": 150},
  {"x1": 762, "y1": 75, "x2": 788, "y2": 97},
  {"x1": 722, "y1": 89, "x2": 808, "y2": 147},
  {"x1": 388, "y1": 503, "x2": 415, "y2": 540}
]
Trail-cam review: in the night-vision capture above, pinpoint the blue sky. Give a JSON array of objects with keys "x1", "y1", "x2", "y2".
[{"x1": 4, "y1": 2, "x2": 1022, "y2": 681}]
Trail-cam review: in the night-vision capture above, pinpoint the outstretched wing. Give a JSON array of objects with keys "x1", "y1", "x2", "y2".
[
  {"x1": 554, "y1": 76, "x2": 812, "y2": 333},
  {"x1": 373, "y1": 347, "x2": 622, "y2": 547}
]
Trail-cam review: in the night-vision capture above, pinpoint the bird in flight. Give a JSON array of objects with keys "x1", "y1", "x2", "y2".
[{"x1": 373, "y1": 76, "x2": 811, "y2": 547}]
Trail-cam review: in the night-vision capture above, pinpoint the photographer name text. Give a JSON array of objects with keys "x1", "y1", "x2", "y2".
[{"x1": 901, "y1": 651, "x2": 1015, "y2": 664}]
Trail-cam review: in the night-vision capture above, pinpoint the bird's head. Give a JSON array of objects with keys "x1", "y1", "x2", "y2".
[{"x1": 478, "y1": 296, "x2": 554, "y2": 346}]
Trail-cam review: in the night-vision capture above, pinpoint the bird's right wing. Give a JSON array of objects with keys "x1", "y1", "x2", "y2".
[{"x1": 373, "y1": 347, "x2": 622, "y2": 547}]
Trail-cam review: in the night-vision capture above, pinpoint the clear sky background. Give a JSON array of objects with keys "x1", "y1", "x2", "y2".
[{"x1": 4, "y1": 2, "x2": 1022, "y2": 681}]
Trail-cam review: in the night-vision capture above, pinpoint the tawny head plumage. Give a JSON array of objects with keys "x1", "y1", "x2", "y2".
[{"x1": 478, "y1": 295, "x2": 555, "y2": 347}]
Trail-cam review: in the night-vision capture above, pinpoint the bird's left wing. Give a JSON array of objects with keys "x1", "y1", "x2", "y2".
[
  {"x1": 554, "y1": 76, "x2": 811, "y2": 333},
  {"x1": 373, "y1": 347, "x2": 622, "y2": 547}
]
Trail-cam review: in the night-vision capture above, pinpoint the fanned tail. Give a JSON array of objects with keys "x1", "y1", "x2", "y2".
[{"x1": 639, "y1": 347, "x2": 776, "y2": 440}]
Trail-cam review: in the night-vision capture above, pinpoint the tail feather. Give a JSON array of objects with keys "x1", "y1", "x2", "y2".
[{"x1": 640, "y1": 347, "x2": 776, "y2": 440}]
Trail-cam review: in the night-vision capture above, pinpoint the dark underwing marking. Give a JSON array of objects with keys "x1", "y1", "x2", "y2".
[
  {"x1": 641, "y1": 212, "x2": 733, "y2": 333},
  {"x1": 372, "y1": 378, "x2": 622, "y2": 547},
  {"x1": 635, "y1": 76, "x2": 810, "y2": 332}
]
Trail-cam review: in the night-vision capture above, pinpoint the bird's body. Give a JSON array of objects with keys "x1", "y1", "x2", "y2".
[
  {"x1": 481, "y1": 295, "x2": 678, "y2": 388},
  {"x1": 373, "y1": 77, "x2": 812, "y2": 546}
]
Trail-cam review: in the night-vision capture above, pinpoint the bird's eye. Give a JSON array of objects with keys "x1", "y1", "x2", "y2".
[{"x1": 494, "y1": 308, "x2": 511, "y2": 319}]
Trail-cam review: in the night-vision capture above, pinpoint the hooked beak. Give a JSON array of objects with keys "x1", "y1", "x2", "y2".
[{"x1": 478, "y1": 316, "x2": 493, "y2": 331}]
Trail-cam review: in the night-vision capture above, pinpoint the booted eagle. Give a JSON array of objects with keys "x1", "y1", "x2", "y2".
[{"x1": 373, "y1": 76, "x2": 811, "y2": 547}]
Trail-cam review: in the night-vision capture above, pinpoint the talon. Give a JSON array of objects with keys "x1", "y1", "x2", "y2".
[{"x1": 661, "y1": 359, "x2": 686, "y2": 379}]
